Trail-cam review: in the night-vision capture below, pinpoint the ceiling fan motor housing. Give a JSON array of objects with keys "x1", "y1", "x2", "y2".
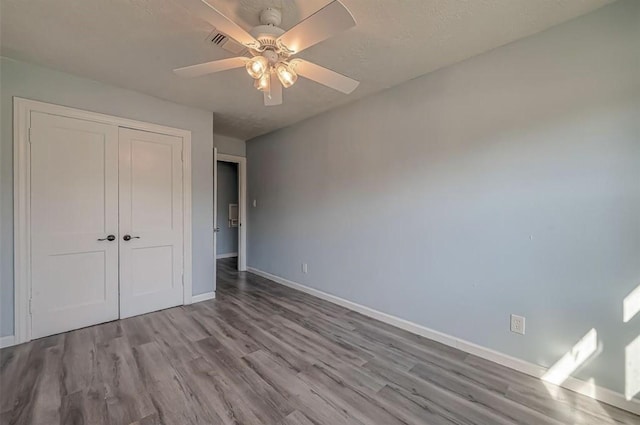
[
  {"x1": 250, "y1": 8, "x2": 286, "y2": 53},
  {"x1": 250, "y1": 25, "x2": 285, "y2": 49},
  {"x1": 260, "y1": 8, "x2": 282, "y2": 26}
]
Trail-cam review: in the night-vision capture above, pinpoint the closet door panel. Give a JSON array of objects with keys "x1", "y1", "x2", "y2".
[
  {"x1": 30, "y1": 112, "x2": 119, "y2": 339},
  {"x1": 119, "y1": 128, "x2": 184, "y2": 318}
]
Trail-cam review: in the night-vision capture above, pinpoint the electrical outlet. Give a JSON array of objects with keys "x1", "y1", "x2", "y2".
[
  {"x1": 510, "y1": 314, "x2": 525, "y2": 335},
  {"x1": 302, "y1": 263, "x2": 308, "y2": 274}
]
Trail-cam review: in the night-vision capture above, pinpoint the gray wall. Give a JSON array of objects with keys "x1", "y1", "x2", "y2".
[
  {"x1": 247, "y1": 0, "x2": 640, "y2": 397},
  {"x1": 214, "y1": 134, "x2": 246, "y2": 157},
  {"x1": 216, "y1": 161, "x2": 239, "y2": 256},
  {"x1": 0, "y1": 57, "x2": 235, "y2": 337}
]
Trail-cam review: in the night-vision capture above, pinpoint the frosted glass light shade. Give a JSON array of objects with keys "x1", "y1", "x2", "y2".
[
  {"x1": 275, "y1": 62, "x2": 297, "y2": 88},
  {"x1": 254, "y1": 72, "x2": 271, "y2": 92},
  {"x1": 246, "y1": 56, "x2": 268, "y2": 79}
]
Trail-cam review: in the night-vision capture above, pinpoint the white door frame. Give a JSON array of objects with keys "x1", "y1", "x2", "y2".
[
  {"x1": 13, "y1": 97, "x2": 193, "y2": 345},
  {"x1": 215, "y1": 153, "x2": 247, "y2": 272},
  {"x1": 212, "y1": 148, "x2": 218, "y2": 292}
]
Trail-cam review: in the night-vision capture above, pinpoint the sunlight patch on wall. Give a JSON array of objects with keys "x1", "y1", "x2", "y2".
[
  {"x1": 623, "y1": 285, "x2": 640, "y2": 323},
  {"x1": 542, "y1": 328, "x2": 598, "y2": 386},
  {"x1": 626, "y1": 335, "x2": 640, "y2": 400}
]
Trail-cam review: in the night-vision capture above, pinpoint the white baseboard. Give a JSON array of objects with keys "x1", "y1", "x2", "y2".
[
  {"x1": 216, "y1": 253, "x2": 238, "y2": 259},
  {"x1": 0, "y1": 335, "x2": 15, "y2": 349},
  {"x1": 192, "y1": 291, "x2": 216, "y2": 303},
  {"x1": 247, "y1": 267, "x2": 639, "y2": 415}
]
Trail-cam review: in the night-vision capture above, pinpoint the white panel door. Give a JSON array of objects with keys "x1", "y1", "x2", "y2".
[
  {"x1": 119, "y1": 128, "x2": 184, "y2": 318},
  {"x1": 30, "y1": 112, "x2": 119, "y2": 339}
]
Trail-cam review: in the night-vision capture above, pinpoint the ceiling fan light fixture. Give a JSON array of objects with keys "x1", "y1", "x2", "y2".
[
  {"x1": 173, "y1": 1, "x2": 359, "y2": 106},
  {"x1": 275, "y1": 62, "x2": 297, "y2": 88},
  {"x1": 254, "y1": 71, "x2": 271, "y2": 92},
  {"x1": 246, "y1": 56, "x2": 268, "y2": 79}
]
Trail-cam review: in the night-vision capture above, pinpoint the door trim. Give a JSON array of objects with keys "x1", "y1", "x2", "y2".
[
  {"x1": 212, "y1": 148, "x2": 218, "y2": 296},
  {"x1": 13, "y1": 97, "x2": 193, "y2": 345},
  {"x1": 216, "y1": 153, "x2": 247, "y2": 272}
]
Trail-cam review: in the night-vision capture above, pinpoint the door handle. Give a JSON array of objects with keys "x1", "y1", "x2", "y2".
[
  {"x1": 123, "y1": 234, "x2": 140, "y2": 241},
  {"x1": 214, "y1": 227, "x2": 220, "y2": 233},
  {"x1": 98, "y1": 235, "x2": 116, "y2": 241}
]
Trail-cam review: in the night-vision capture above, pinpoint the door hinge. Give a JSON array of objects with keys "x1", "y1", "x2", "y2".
[
  {"x1": 29, "y1": 298, "x2": 32, "y2": 314},
  {"x1": 181, "y1": 274, "x2": 184, "y2": 286},
  {"x1": 28, "y1": 128, "x2": 32, "y2": 144},
  {"x1": 181, "y1": 150, "x2": 184, "y2": 162}
]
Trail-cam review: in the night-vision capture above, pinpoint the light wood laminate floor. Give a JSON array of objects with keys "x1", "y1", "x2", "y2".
[{"x1": 1, "y1": 258, "x2": 638, "y2": 425}]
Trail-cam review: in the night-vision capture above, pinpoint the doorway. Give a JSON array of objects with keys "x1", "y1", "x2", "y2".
[
  {"x1": 216, "y1": 161, "x2": 239, "y2": 260},
  {"x1": 213, "y1": 152, "x2": 247, "y2": 277}
]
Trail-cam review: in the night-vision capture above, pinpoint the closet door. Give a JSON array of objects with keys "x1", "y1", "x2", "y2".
[
  {"x1": 119, "y1": 128, "x2": 184, "y2": 318},
  {"x1": 30, "y1": 112, "x2": 119, "y2": 339}
]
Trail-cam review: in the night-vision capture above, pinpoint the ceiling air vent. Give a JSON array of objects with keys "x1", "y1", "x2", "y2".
[{"x1": 207, "y1": 29, "x2": 247, "y2": 55}]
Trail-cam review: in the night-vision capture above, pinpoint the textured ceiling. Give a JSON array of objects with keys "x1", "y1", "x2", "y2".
[{"x1": 1, "y1": 0, "x2": 613, "y2": 139}]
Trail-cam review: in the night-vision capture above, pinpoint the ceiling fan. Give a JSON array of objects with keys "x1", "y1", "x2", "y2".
[{"x1": 174, "y1": 0, "x2": 360, "y2": 106}]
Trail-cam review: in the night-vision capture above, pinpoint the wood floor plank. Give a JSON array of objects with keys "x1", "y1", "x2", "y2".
[
  {"x1": 181, "y1": 361, "x2": 267, "y2": 425},
  {"x1": 407, "y1": 360, "x2": 566, "y2": 425},
  {"x1": 193, "y1": 338, "x2": 295, "y2": 422},
  {"x1": 376, "y1": 384, "x2": 459, "y2": 425},
  {"x1": 0, "y1": 342, "x2": 33, "y2": 414},
  {"x1": 97, "y1": 337, "x2": 156, "y2": 425},
  {"x1": 29, "y1": 344, "x2": 64, "y2": 425},
  {"x1": 314, "y1": 358, "x2": 388, "y2": 393},
  {"x1": 365, "y1": 358, "x2": 517, "y2": 425},
  {"x1": 243, "y1": 349, "x2": 367, "y2": 425},
  {"x1": 121, "y1": 315, "x2": 153, "y2": 347},
  {"x1": 277, "y1": 410, "x2": 317, "y2": 425},
  {"x1": 267, "y1": 314, "x2": 373, "y2": 366},
  {"x1": 1, "y1": 257, "x2": 637, "y2": 425},
  {"x1": 145, "y1": 371, "x2": 219, "y2": 425},
  {"x1": 297, "y1": 362, "x2": 409, "y2": 425},
  {"x1": 143, "y1": 311, "x2": 202, "y2": 365},
  {"x1": 465, "y1": 354, "x2": 640, "y2": 424},
  {"x1": 131, "y1": 341, "x2": 178, "y2": 385},
  {"x1": 242, "y1": 320, "x2": 315, "y2": 372},
  {"x1": 1, "y1": 335, "x2": 63, "y2": 425}
]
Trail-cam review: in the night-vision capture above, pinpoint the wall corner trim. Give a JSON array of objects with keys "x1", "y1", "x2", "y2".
[
  {"x1": 192, "y1": 291, "x2": 216, "y2": 303},
  {"x1": 246, "y1": 267, "x2": 640, "y2": 415}
]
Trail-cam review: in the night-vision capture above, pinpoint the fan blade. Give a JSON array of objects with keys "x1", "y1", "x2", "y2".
[
  {"x1": 290, "y1": 59, "x2": 359, "y2": 94},
  {"x1": 184, "y1": 0, "x2": 260, "y2": 49},
  {"x1": 264, "y1": 74, "x2": 283, "y2": 106},
  {"x1": 174, "y1": 57, "x2": 248, "y2": 78},
  {"x1": 276, "y1": 1, "x2": 355, "y2": 54}
]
